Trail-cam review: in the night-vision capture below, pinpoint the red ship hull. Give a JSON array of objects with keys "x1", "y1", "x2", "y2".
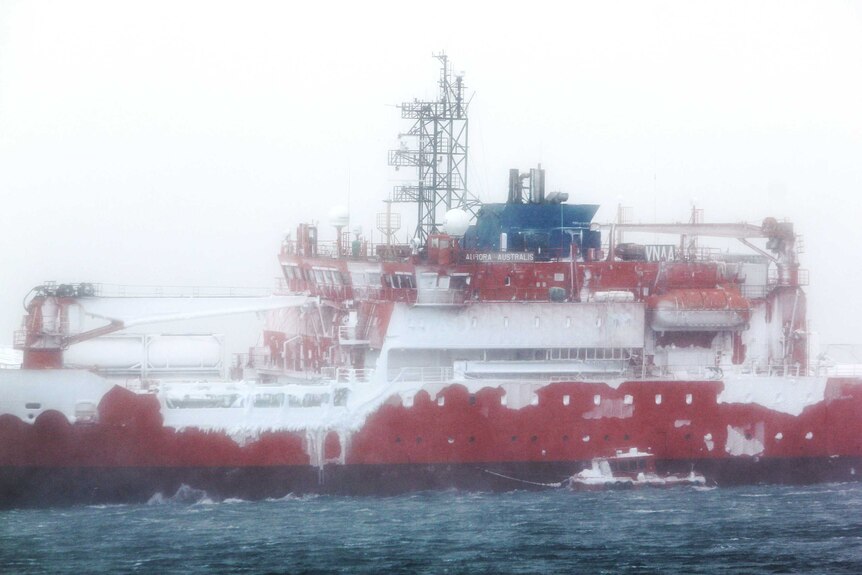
[{"x1": 3, "y1": 376, "x2": 862, "y2": 507}]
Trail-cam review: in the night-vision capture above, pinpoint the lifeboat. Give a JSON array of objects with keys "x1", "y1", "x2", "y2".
[{"x1": 647, "y1": 288, "x2": 750, "y2": 331}]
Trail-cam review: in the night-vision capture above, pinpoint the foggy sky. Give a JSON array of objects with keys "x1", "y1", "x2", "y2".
[{"x1": 1, "y1": 1, "x2": 861, "y2": 348}]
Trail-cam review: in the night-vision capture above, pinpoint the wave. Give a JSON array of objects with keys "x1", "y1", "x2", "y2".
[{"x1": 147, "y1": 484, "x2": 213, "y2": 506}]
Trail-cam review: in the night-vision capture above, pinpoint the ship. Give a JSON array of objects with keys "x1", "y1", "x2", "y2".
[{"x1": 2, "y1": 55, "x2": 862, "y2": 507}]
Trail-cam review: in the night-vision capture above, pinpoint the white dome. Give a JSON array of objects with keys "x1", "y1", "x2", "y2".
[
  {"x1": 442, "y1": 209, "x2": 472, "y2": 236},
  {"x1": 328, "y1": 205, "x2": 350, "y2": 228}
]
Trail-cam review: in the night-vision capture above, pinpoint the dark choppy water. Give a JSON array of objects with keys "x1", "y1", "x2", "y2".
[{"x1": 2, "y1": 484, "x2": 862, "y2": 574}]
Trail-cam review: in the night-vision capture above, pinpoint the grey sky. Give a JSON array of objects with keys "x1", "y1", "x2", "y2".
[{"x1": 1, "y1": 0, "x2": 860, "y2": 347}]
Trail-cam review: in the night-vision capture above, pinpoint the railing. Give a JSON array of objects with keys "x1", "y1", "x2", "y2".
[
  {"x1": 338, "y1": 325, "x2": 369, "y2": 343},
  {"x1": 767, "y1": 268, "x2": 810, "y2": 287},
  {"x1": 740, "y1": 284, "x2": 770, "y2": 299},
  {"x1": 334, "y1": 368, "x2": 376, "y2": 383},
  {"x1": 473, "y1": 287, "x2": 555, "y2": 302},
  {"x1": 388, "y1": 366, "x2": 454, "y2": 384},
  {"x1": 35, "y1": 282, "x2": 275, "y2": 299}
]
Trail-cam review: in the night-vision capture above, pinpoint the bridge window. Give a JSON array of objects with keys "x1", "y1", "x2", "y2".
[{"x1": 395, "y1": 273, "x2": 416, "y2": 289}]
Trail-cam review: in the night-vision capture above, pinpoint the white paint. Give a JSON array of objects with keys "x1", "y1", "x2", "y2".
[
  {"x1": 718, "y1": 376, "x2": 827, "y2": 416},
  {"x1": 704, "y1": 433, "x2": 714, "y2": 451},
  {"x1": 0, "y1": 345, "x2": 22, "y2": 369},
  {"x1": 0, "y1": 370, "x2": 114, "y2": 423},
  {"x1": 674, "y1": 419, "x2": 691, "y2": 428},
  {"x1": 583, "y1": 398, "x2": 634, "y2": 420},
  {"x1": 725, "y1": 423, "x2": 765, "y2": 456},
  {"x1": 384, "y1": 302, "x2": 645, "y2": 350}
]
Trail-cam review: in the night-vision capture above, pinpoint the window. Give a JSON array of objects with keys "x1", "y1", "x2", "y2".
[
  {"x1": 563, "y1": 395, "x2": 570, "y2": 406},
  {"x1": 419, "y1": 273, "x2": 438, "y2": 289},
  {"x1": 396, "y1": 273, "x2": 416, "y2": 289},
  {"x1": 655, "y1": 394, "x2": 662, "y2": 405},
  {"x1": 685, "y1": 393, "x2": 693, "y2": 405},
  {"x1": 593, "y1": 394, "x2": 601, "y2": 406}
]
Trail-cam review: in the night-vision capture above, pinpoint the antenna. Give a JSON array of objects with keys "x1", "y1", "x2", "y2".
[{"x1": 388, "y1": 53, "x2": 479, "y2": 242}]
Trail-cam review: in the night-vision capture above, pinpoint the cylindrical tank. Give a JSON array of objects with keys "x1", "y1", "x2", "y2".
[
  {"x1": 64, "y1": 334, "x2": 222, "y2": 371},
  {"x1": 647, "y1": 289, "x2": 750, "y2": 331}
]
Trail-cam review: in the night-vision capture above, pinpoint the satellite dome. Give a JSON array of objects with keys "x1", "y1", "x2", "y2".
[
  {"x1": 328, "y1": 205, "x2": 350, "y2": 228},
  {"x1": 442, "y1": 209, "x2": 472, "y2": 237}
]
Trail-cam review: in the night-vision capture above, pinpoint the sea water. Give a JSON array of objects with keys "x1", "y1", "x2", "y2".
[{"x1": 2, "y1": 483, "x2": 862, "y2": 574}]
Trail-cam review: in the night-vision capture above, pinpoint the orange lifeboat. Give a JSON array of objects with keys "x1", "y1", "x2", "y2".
[{"x1": 647, "y1": 289, "x2": 750, "y2": 331}]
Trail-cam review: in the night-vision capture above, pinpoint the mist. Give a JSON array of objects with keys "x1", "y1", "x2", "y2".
[{"x1": 1, "y1": 0, "x2": 860, "y2": 349}]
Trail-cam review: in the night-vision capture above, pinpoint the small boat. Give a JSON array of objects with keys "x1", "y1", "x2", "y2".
[{"x1": 566, "y1": 448, "x2": 706, "y2": 490}]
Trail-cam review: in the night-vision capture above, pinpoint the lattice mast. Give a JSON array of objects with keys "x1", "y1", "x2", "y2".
[{"x1": 388, "y1": 54, "x2": 479, "y2": 242}]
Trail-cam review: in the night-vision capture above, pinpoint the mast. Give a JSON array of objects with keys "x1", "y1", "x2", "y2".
[{"x1": 388, "y1": 53, "x2": 479, "y2": 242}]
